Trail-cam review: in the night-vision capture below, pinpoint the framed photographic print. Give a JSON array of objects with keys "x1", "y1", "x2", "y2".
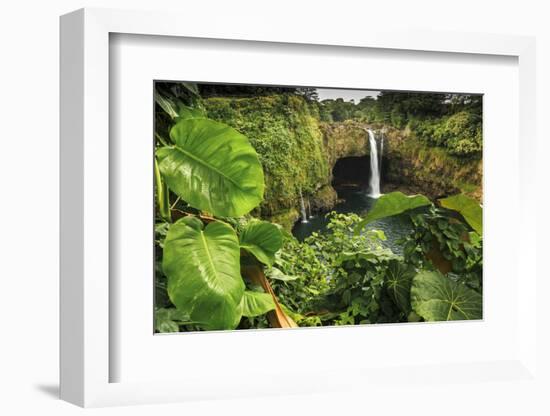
[{"x1": 60, "y1": 7, "x2": 539, "y2": 408}]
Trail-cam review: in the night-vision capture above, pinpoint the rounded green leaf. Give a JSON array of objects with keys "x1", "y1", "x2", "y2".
[
  {"x1": 163, "y1": 216, "x2": 245, "y2": 330},
  {"x1": 439, "y1": 194, "x2": 482, "y2": 235},
  {"x1": 355, "y1": 192, "x2": 431, "y2": 233},
  {"x1": 240, "y1": 290, "x2": 276, "y2": 317},
  {"x1": 157, "y1": 118, "x2": 264, "y2": 217},
  {"x1": 411, "y1": 270, "x2": 482, "y2": 321},
  {"x1": 239, "y1": 220, "x2": 283, "y2": 266}
]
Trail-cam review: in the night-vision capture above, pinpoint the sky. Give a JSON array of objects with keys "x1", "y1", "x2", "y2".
[{"x1": 316, "y1": 88, "x2": 380, "y2": 102}]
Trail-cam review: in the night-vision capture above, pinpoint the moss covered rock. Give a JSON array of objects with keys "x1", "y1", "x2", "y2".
[
  {"x1": 382, "y1": 127, "x2": 482, "y2": 201},
  {"x1": 310, "y1": 185, "x2": 338, "y2": 211},
  {"x1": 204, "y1": 95, "x2": 330, "y2": 218},
  {"x1": 320, "y1": 121, "x2": 371, "y2": 169},
  {"x1": 268, "y1": 208, "x2": 301, "y2": 230}
]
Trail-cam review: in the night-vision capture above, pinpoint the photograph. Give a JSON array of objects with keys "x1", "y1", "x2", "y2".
[{"x1": 153, "y1": 82, "x2": 483, "y2": 333}]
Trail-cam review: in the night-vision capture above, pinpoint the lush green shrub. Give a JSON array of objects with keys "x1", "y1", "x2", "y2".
[
  {"x1": 400, "y1": 206, "x2": 483, "y2": 291},
  {"x1": 411, "y1": 111, "x2": 482, "y2": 156},
  {"x1": 270, "y1": 212, "x2": 404, "y2": 325}
]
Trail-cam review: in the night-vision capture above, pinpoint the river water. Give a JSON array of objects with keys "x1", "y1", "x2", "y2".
[{"x1": 292, "y1": 186, "x2": 415, "y2": 255}]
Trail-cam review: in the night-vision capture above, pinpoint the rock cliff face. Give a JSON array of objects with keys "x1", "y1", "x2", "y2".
[
  {"x1": 381, "y1": 127, "x2": 482, "y2": 201},
  {"x1": 312, "y1": 121, "x2": 375, "y2": 211},
  {"x1": 320, "y1": 121, "x2": 371, "y2": 168}
]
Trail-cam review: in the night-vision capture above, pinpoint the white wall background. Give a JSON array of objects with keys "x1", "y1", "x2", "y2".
[{"x1": 0, "y1": 0, "x2": 548, "y2": 414}]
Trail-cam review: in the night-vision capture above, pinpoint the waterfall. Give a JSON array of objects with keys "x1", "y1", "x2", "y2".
[
  {"x1": 367, "y1": 129, "x2": 381, "y2": 198},
  {"x1": 299, "y1": 189, "x2": 308, "y2": 223},
  {"x1": 307, "y1": 197, "x2": 314, "y2": 219}
]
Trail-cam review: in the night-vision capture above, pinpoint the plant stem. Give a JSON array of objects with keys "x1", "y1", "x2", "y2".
[
  {"x1": 170, "y1": 196, "x2": 181, "y2": 210},
  {"x1": 155, "y1": 132, "x2": 170, "y2": 147},
  {"x1": 154, "y1": 157, "x2": 172, "y2": 222}
]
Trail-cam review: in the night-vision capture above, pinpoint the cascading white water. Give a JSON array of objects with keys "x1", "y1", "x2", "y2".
[
  {"x1": 367, "y1": 129, "x2": 381, "y2": 197},
  {"x1": 299, "y1": 189, "x2": 308, "y2": 223},
  {"x1": 307, "y1": 197, "x2": 314, "y2": 219}
]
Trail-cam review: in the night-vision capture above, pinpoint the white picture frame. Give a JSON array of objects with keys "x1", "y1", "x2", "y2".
[{"x1": 60, "y1": 7, "x2": 539, "y2": 408}]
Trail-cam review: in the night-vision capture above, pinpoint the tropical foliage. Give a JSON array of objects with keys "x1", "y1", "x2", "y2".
[
  {"x1": 153, "y1": 82, "x2": 483, "y2": 333},
  {"x1": 265, "y1": 193, "x2": 483, "y2": 327}
]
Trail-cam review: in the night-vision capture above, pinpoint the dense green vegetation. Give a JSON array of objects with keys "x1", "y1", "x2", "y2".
[
  {"x1": 320, "y1": 92, "x2": 482, "y2": 156},
  {"x1": 201, "y1": 88, "x2": 482, "y2": 217},
  {"x1": 153, "y1": 82, "x2": 483, "y2": 332},
  {"x1": 270, "y1": 193, "x2": 482, "y2": 326}
]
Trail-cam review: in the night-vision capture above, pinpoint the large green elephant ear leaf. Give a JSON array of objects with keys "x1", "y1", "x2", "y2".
[
  {"x1": 355, "y1": 192, "x2": 431, "y2": 233},
  {"x1": 163, "y1": 216, "x2": 245, "y2": 330},
  {"x1": 439, "y1": 194, "x2": 482, "y2": 235},
  {"x1": 239, "y1": 220, "x2": 283, "y2": 267},
  {"x1": 385, "y1": 261, "x2": 416, "y2": 313},
  {"x1": 157, "y1": 118, "x2": 265, "y2": 217},
  {"x1": 411, "y1": 270, "x2": 482, "y2": 321},
  {"x1": 240, "y1": 290, "x2": 276, "y2": 317}
]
